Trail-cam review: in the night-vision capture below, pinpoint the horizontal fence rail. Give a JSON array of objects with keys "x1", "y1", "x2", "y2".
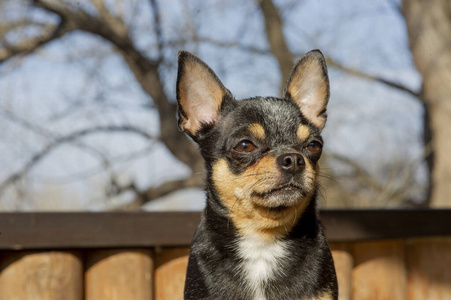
[
  {"x1": 1, "y1": 209, "x2": 451, "y2": 249},
  {"x1": 0, "y1": 209, "x2": 450, "y2": 300}
]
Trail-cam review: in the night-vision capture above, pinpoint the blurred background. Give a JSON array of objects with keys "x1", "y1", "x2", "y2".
[{"x1": 0, "y1": 0, "x2": 449, "y2": 211}]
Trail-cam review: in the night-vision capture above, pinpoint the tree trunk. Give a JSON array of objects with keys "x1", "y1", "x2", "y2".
[
  {"x1": 402, "y1": 0, "x2": 451, "y2": 207},
  {"x1": 258, "y1": 0, "x2": 295, "y2": 93}
]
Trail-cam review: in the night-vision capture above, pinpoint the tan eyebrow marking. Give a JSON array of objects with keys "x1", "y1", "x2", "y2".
[
  {"x1": 297, "y1": 124, "x2": 310, "y2": 141},
  {"x1": 248, "y1": 123, "x2": 266, "y2": 140}
]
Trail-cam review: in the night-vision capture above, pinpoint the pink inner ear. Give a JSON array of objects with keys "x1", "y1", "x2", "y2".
[
  {"x1": 286, "y1": 59, "x2": 329, "y2": 129},
  {"x1": 177, "y1": 53, "x2": 228, "y2": 135},
  {"x1": 184, "y1": 95, "x2": 218, "y2": 130},
  {"x1": 180, "y1": 79, "x2": 223, "y2": 134},
  {"x1": 298, "y1": 73, "x2": 328, "y2": 114}
]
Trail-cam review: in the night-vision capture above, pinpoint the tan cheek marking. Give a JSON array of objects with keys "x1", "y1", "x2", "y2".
[
  {"x1": 302, "y1": 155, "x2": 321, "y2": 199},
  {"x1": 211, "y1": 159, "x2": 240, "y2": 209},
  {"x1": 212, "y1": 158, "x2": 281, "y2": 238},
  {"x1": 297, "y1": 124, "x2": 310, "y2": 141},
  {"x1": 248, "y1": 123, "x2": 266, "y2": 140},
  {"x1": 211, "y1": 157, "x2": 314, "y2": 241},
  {"x1": 212, "y1": 157, "x2": 278, "y2": 210},
  {"x1": 242, "y1": 155, "x2": 277, "y2": 194}
]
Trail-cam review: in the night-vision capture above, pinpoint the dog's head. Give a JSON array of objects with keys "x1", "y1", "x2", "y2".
[{"x1": 176, "y1": 50, "x2": 329, "y2": 239}]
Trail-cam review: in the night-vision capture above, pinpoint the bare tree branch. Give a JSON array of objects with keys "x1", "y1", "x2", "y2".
[
  {"x1": 0, "y1": 0, "x2": 205, "y2": 209},
  {"x1": 0, "y1": 0, "x2": 425, "y2": 210},
  {"x1": 258, "y1": 0, "x2": 294, "y2": 91},
  {"x1": 149, "y1": 0, "x2": 164, "y2": 61},
  {"x1": 324, "y1": 151, "x2": 424, "y2": 206},
  {"x1": 112, "y1": 175, "x2": 203, "y2": 210},
  {"x1": 257, "y1": 0, "x2": 421, "y2": 98},
  {"x1": 0, "y1": 20, "x2": 50, "y2": 34},
  {"x1": 196, "y1": 36, "x2": 271, "y2": 55},
  {"x1": 0, "y1": 105, "x2": 116, "y2": 176},
  {"x1": 32, "y1": 0, "x2": 204, "y2": 175},
  {"x1": 0, "y1": 125, "x2": 156, "y2": 197},
  {"x1": 0, "y1": 20, "x2": 75, "y2": 63},
  {"x1": 324, "y1": 152, "x2": 386, "y2": 192},
  {"x1": 325, "y1": 57, "x2": 421, "y2": 98},
  {"x1": 197, "y1": 34, "x2": 421, "y2": 99}
]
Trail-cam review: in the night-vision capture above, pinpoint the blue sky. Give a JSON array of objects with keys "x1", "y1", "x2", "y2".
[{"x1": 0, "y1": 0, "x2": 425, "y2": 210}]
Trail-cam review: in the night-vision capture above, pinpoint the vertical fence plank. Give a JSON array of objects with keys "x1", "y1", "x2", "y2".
[
  {"x1": 330, "y1": 242, "x2": 353, "y2": 300},
  {"x1": 154, "y1": 247, "x2": 189, "y2": 300},
  {"x1": 0, "y1": 251, "x2": 82, "y2": 300},
  {"x1": 85, "y1": 249, "x2": 153, "y2": 300},
  {"x1": 407, "y1": 237, "x2": 451, "y2": 300},
  {"x1": 353, "y1": 240, "x2": 406, "y2": 300}
]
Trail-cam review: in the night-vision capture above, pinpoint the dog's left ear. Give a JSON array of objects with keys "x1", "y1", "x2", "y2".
[
  {"x1": 176, "y1": 51, "x2": 230, "y2": 137},
  {"x1": 283, "y1": 50, "x2": 329, "y2": 130}
]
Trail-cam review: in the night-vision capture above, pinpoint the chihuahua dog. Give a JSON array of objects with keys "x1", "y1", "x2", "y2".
[{"x1": 177, "y1": 50, "x2": 338, "y2": 300}]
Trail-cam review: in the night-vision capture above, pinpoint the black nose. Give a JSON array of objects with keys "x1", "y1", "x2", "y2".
[{"x1": 277, "y1": 153, "x2": 305, "y2": 174}]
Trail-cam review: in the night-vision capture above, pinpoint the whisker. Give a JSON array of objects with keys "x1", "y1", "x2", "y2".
[
  {"x1": 230, "y1": 177, "x2": 267, "y2": 209},
  {"x1": 280, "y1": 210, "x2": 289, "y2": 234},
  {"x1": 239, "y1": 171, "x2": 272, "y2": 178},
  {"x1": 291, "y1": 205, "x2": 297, "y2": 227},
  {"x1": 317, "y1": 172, "x2": 339, "y2": 184},
  {"x1": 231, "y1": 197, "x2": 240, "y2": 209},
  {"x1": 315, "y1": 183, "x2": 327, "y2": 203},
  {"x1": 242, "y1": 177, "x2": 270, "y2": 195}
]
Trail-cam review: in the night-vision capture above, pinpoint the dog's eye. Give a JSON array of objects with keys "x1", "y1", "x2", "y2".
[
  {"x1": 306, "y1": 141, "x2": 322, "y2": 152},
  {"x1": 234, "y1": 140, "x2": 256, "y2": 153}
]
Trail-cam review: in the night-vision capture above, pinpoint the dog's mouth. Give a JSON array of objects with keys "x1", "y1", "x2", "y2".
[
  {"x1": 252, "y1": 182, "x2": 307, "y2": 210},
  {"x1": 267, "y1": 205, "x2": 290, "y2": 212},
  {"x1": 258, "y1": 183, "x2": 305, "y2": 197},
  {"x1": 265, "y1": 183, "x2": 303, "y2": 194}
]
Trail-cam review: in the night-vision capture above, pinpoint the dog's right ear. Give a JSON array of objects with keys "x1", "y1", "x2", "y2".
[
  {"x1": 283, "y1": 50, "x2": 329, "y2": 130},
  {"x1": 176, "y1": 51, "x2": 230, "y2": 137}
]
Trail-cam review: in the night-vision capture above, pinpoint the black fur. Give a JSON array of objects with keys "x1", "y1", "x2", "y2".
[
  {"x1": 177, "y1": 50, "x2": 338, "y2": 300},
  {"x1": 185, "y1": 196, "x2": 337, "y2": 300}
]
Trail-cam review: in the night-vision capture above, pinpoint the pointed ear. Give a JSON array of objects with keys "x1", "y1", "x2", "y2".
[
  {"x1": 176, "y1": 51, "x2": 230, "y2": 137},
  {"x1": 283, "y1": 50, "x2": 330, "y2": 130}
]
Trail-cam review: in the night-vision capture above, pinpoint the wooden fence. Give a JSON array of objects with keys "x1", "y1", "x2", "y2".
[{"x1": 0, "y1": 210, "x2": 450, "y2": 300}]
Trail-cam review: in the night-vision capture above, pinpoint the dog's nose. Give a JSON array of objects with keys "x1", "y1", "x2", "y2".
[{"x1": 277, "y1": 153, "x2": 305, "y2": 174}]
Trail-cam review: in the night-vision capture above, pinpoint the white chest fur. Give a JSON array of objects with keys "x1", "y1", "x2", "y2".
[{"x1": 237, "y1": 236, "x2": 290, "y2": 300}]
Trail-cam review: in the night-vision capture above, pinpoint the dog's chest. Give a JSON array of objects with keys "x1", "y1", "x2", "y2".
[{"x1": 237, "y1": 236, "x2": 290, "y2": 300}]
